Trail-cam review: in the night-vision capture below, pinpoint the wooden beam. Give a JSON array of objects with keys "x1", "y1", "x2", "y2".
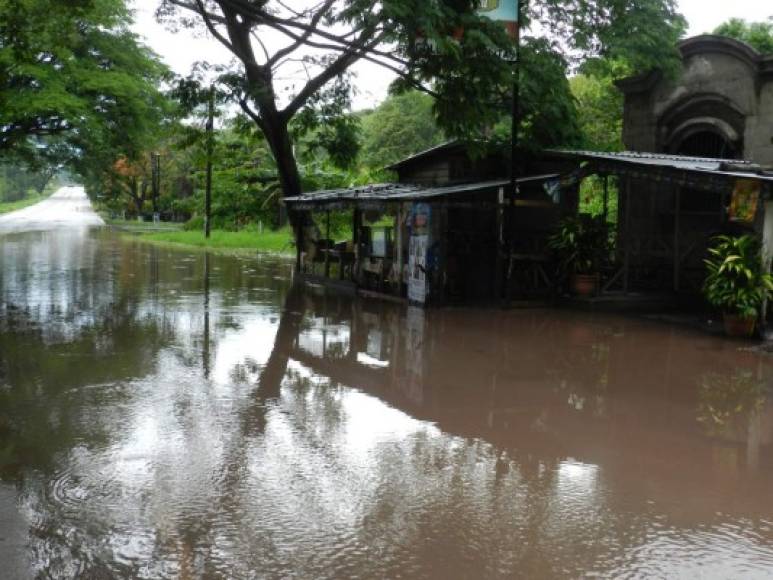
[
  {"x1": 394, "y1": 205, "x2": 404, "y2": 297},
  {"x1": 353, "y1": 208, "x2": 362, "y2": 283},
  {"x1": 324, "y1": 210, "x2": 331, "y2": 278},
  {"x1": 494, "y1": 187, "x2": 505, "y2": 302},
  {"x1": 760, "y1": 201, "x2": 773, "y2": 337},
  {"x1": 602, "y1": 174, "x2": 609, "y2": 224},
  {"x1": 623, "y1": 176, "x2": 632, "y2": 294},
  {"x1": 673, "y1": 188, "x2": 681, "y2": 292}
]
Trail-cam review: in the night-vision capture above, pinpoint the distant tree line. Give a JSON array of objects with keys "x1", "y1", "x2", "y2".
[{"x1": 1, "y1": 0, "x2": 771, "y2": 234}]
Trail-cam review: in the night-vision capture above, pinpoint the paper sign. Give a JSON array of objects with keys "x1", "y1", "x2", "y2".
[
  {"x1": 408, "y1": 235, "x2": 429, "y2": 304},
  {"x1": 478, "y1": 0, "x2": 519, "y2": 37},
  {"x1": 729, "y1": 179, "x2": 760, "y2": 223},
  {"x1": 478, "y1": 0, "x2": 519, "y2": 23}
]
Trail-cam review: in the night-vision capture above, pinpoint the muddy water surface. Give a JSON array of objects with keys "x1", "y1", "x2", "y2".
[{"x1": 2, "y1": 228, "x2": 773, "y2": 579}]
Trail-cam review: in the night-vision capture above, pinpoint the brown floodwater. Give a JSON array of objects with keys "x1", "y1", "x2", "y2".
[{"x1": 2, "y1": 228, "x2": 773, "y2": 579}]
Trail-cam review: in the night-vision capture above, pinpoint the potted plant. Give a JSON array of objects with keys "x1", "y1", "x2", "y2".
[
  {"x1": 548, "y1": 215, "x2": 609, "y2": 297},
  {"x1": 703, "y1": 234, "x2": 773, "y2": 338}
]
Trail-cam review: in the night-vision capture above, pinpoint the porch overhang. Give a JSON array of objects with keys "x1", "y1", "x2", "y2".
[{"x1": 283, "y1": 175, "x2": 559, "y2": 211}]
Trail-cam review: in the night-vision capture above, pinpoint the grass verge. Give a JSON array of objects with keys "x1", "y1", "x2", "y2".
[
  {"x1": 121, "y1": 226, "x2": 295, "y2": 255},
  {"x1": 0, "y1": 194, "x2": 46, "y2": 215}
]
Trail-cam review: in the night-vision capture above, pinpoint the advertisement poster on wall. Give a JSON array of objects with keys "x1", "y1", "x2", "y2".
[
  {"x1": 408, "y1": 203, "x2": 431, "y2": 304},
  {"x1": 729, "y1": 179, "x2": 760, "y2": 223},
  {"x1": 408, "y1": 235, "x2": 429, "y2": 303}
]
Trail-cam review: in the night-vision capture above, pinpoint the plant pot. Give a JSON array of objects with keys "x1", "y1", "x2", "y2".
[
  {"x1": 723, "y1": 313, "x2": 756, "y2": 338},
  {"x1": 571, "y1": 273, "x2": 599, "y2": 297}
]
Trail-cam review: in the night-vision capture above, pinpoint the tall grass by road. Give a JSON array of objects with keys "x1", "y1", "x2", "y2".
[
  {"x1": 112, "y1": 220, "x2": 295, "y2": 254},
  {"x1": 0, "y1": 193, "x2": 47, "y2": 215}
]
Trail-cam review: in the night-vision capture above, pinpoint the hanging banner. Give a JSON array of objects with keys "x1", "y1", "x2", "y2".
[
  {"x1": 478, "y1": 0, "x2": 519, "y2": 37},
  {"x1": 729, "y1": 179, "x2": 760, "y2": 223}
]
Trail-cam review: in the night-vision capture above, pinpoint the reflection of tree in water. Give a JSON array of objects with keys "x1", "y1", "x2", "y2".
[
  {"x1": 550, "y1": 342, "x2": 611, "y2": 416},
  {"x1": 0, "y1": 298, "x2": 176, "y2": 482},
  {"x1": 697, "y1": 369, "x2": 767, "y2": 438},
  {"x1": 0, "y1": 233, "x2": 299, "y2": 577}
]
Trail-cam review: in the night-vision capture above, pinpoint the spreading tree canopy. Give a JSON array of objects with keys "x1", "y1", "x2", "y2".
[
  {"x1": 714, "y1": 18, "x2": 773, "y2": 55},
  {"x1": 159, "y1": 0, "x2": 685, "y2": 200},
  {"x1": 0, "y1": 0, "x2": 173, "y2": 187}
]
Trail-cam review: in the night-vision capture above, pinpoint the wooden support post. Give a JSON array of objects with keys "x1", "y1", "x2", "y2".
[
  {"x1": 324, "y1": 210, "x2": 331, "y2": 278},
  {"x1": 602, "y1": 174, "x2": 609, "y2": 225},
  {"x1": 494, "y1": 187, "x2": 505, "y2": 302},
  {"x1": 394, "y1": 205, "x2": 404, "y2": 297},
  {"x1": 439, "y1": 202, "x2": 449, "y2": 305},
  {"x1": 623, "y1": 177, "x2": 632, "y2": 294},
  {"x1": 352, "y1": 208, "x2": 362, "y2": 283},
  {"x1": 204, "y1": 85, "x2": 214, "y2": 239},
  {"x1": 673, "y1": 188, "x2": 681, "y2": 292}
]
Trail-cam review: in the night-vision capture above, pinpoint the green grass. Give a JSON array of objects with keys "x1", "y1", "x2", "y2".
[
  {"x1": 125, "y1": 226, "x2": 295, "y2": 255},
  {"x1": 106, "y1": 218, "x2": 184, "y2": 232},
  {"x1": 0, "y1": 194, "x2": 46, "y2": 215}
]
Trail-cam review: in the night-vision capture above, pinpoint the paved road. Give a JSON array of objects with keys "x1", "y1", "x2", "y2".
[{"x1": 0, "y1": 186, "x2": 104, "y2": 234}]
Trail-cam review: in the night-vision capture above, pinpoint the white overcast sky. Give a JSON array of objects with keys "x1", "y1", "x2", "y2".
[{"x1": 131, "y1": 1, "x2": 773, "y2": 110}]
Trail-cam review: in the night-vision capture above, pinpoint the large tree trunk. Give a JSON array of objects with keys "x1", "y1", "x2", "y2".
[
  {"x1": 223, "y1": 10, "x2": 312, "y2": 232},
  {"x1": 261, "y1": 119, "x2": 311, "y2": 231},
  {"x1": 129, "y1": 178, "x2": 143, "y2": 215}
]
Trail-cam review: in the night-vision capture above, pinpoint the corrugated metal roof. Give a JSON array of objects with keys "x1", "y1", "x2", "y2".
[
  {"x1": 547, "y1": 150, "x2": 773, "y2": 183},
  {"x1": 384, "y1": 141, "x2": 462, "y2": 170},
  {"x1": 284, "y1": 175, "x2": 559, "y2": 207}
]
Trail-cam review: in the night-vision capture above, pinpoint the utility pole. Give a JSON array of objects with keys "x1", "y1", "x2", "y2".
[
  {"x1": 510, "y1": 6, "x2": 522, "y2": 201},
  {"x1": 205, "y1": 84, "x2": 215, "y2": 239},
  {"x1": 502, "y1": 1, "x2": 522, "y2": 303},
  {"x1": 151, "y1": 152, "x2": 160, "y2": 218}
]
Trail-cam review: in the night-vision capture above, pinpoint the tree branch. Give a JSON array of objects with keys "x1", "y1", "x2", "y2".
[
  {"x1": 238, "y1": 98, "x2": 266, "y2": 133},
  {"x1": 282, "y1": 31, "x2": 388, "y2": 118},
  {"x1": 267, "y1": 0, "x2": 336, "y2": 68},
  {"x1": 167, "y1": 0, "x2": 235, "y2": 53}
]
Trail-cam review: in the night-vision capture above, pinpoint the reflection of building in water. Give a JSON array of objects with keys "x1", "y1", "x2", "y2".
[{"x1": 286, "y1": 286, "x2": 773, "y2": 487}]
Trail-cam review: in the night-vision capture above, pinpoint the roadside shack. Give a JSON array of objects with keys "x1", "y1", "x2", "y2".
[
  {"x1": 284, "y1": 173, "x2": 567, "y2": 305},
  {"x1": 547, "y1": 151, "x2": 773, "y2": 296}
]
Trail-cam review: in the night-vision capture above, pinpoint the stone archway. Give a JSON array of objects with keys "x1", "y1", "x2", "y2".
[
  {"x1": 673, "y1": 127, "x2": 738, "y2": 159},
  {"x1": 659, "y1": 94, "x2": 745, "y2": 159}
]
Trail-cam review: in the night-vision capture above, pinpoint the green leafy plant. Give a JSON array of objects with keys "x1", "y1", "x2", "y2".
[
  {"x1": 703, "y1": 234, "x2": 773, "y2": 319},
  {"x1": 548, "y1": 215, "x2": 610, "y2": 274}
]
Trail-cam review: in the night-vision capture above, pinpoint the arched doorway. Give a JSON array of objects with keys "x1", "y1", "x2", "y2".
[{"x1": 675, "y1": 130, "x2": 738, "y2": 159}]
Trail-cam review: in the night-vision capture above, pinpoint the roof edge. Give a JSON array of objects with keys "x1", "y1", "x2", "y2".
[
  {"x1": 678, "y1": 34, "x2": 763, "y2": 67},
  {"x1": 617, "y1": 35, "x2": 773, "y2": 95}
]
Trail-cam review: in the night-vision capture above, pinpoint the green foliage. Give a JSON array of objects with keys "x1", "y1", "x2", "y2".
[
  {"x1": 0, "y1": 0, "x2": 172, "y2": 173},
  {"x1": 537, "y1": 0, "x2": 687, "y2": 78},
  {"x1": 579, "y1": 176, "x2": 619, "y2": 225},
  {"x1": 359, "y1": 91, "x2": 445, "y2": 168},
  {"x1": 570, "y1": 74, "x2": 624, "y2": 152},
  {"x1": 486, "y1": 37, "x2": 583, "y2": 150},
  {"x1": 703, "y1": 235, "x2": 773, "y2": 318},
  {"x1": 292, "y1": 75, "x2": 361, "y2": 171},
  {"x1": 163, "y1": 0, "x2": 687, "y2": 198},
  {"x1": 0, "y1": 164, "x2": 59, "y2": 202},
  {"x1": 548, "y1": 215, "x2": 611, "y2": 274},
  {"x1": 715, "y1": 18, "x2": 773, "y2": 54}
]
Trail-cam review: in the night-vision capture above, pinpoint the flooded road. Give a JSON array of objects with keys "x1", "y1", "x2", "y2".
[
  {"x1": 0, "y1": 187, "x2": 104, "y2": 234},
  {"x1": 2, "y1": 225, "x2": 773, "y2": 578}
]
